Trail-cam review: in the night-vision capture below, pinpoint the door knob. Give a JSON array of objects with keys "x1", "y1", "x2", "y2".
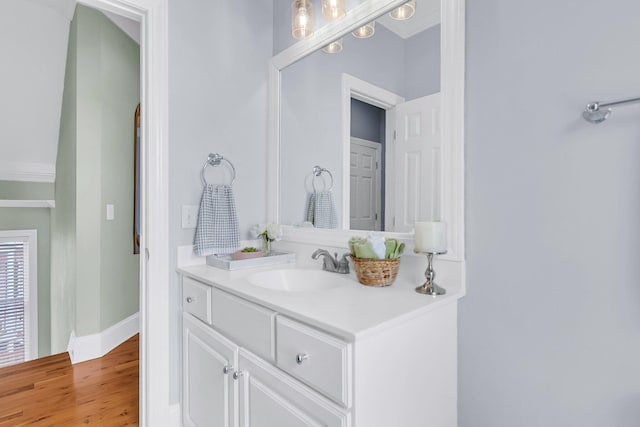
[
  {"x1": 296, "y1": 353, "x2": 309, "y2": 365},
  {"x1": 223, "y1": 365, "x2": 233, "y2": 374},
  {"x1": 233, "y1": 370, "x2": 244, "y2": 380},
  {"x1": 186, "y1": 296, "x2": 194, "y2": 303}
]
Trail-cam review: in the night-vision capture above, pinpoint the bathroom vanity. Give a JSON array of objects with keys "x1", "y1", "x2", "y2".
[
  {"x1": 178, "y1": 260, "x2": 461, "y2": 427},
  {"x1": 178, "y1": 0, "x2": 466, "y2": 423}
]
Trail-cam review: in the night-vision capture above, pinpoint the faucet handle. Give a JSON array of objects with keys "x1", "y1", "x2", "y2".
[{"x1": 337, "y1": 253, "x2": 351, "y2": 274}]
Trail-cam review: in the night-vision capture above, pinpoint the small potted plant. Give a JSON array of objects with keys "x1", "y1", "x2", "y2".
[
  {"x1": 252, "y1": 223, "x2": 282, "y2": 256},
  {"x1": 232, "y1": 246, "x2": 263, "y2": 260}
]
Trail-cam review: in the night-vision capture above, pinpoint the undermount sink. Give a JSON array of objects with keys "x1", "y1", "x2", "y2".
[{"x1": 247, "y1": 269, "x2": 350, "y2": 292}]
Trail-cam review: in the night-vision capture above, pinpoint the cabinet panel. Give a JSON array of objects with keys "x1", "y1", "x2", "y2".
[
  {"x1": 183, "y1": 313, "x2": 237, "y2": 427},
  {"x1": 183, "y1": 276, "x2": 213, "y2": 324},
  {"x1": 210, "y1": 287, "x2": 276, "y2": 362},
  {"x1": 276, "y1": 316, "x2": 352, "y2": 408},
  {"x1": 238, "y1": 350, "x2": 350, "y2": 427}
]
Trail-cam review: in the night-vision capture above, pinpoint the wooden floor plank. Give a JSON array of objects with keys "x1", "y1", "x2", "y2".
[{"x1": 0, "y1": 334, "x2": 139, "y2": 426}]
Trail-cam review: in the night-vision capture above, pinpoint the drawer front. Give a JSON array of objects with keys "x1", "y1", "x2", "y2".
[
  {"x1": 210, "y1": 287, "x2": 276, "y2": 362},
  {"x1": 276, "y1": 316, "x2": 352, "y2": 408},
  {"x1": 182, "y1": 276, "x2": 212, "y2": 324}
]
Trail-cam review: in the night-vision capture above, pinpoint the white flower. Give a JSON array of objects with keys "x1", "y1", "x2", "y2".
[{"x1": 252, "y1": 223, "x2": 282, "y2": 242}]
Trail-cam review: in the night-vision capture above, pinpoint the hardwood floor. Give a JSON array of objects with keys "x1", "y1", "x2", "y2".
[{"x1": 0, "y1": 335, "x2": 139, "y2": 426}]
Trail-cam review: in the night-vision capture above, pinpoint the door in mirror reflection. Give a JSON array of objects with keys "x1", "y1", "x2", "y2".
[{"x1": 349, "y1": 92, "x2": 441, "y2": 232}]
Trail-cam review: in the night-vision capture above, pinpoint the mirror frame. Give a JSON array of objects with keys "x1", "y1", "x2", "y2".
[{"x1": 268, "y1": 0, "x2": 465, "y2": 262}]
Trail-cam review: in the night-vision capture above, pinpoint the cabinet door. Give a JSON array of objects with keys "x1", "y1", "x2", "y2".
[
  {"x1": 183, "y1": 313, "x2": 238, "y2": 427},
  {"x1": 236, "y1": 350, "x2": 350, "y2": 427}
]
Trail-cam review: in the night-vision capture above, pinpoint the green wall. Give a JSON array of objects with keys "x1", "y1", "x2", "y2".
[
  {"x1": 51, "y1": 5, "x2": 140, "y2": 351},
  {"x1": 0, "y1": 181, "x2": 54, "y2": 200},
  {"x1": 0, "y1": 206, "x2": 52, "y2": 357},
  {"x1": 50, "y1": 11, "x2": 78, "y2": 354}
]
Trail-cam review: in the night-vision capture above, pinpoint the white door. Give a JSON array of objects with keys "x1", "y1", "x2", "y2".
[
  {"x1": 388, "y1": 93, "x2": 441, "y2": 232},
  {"x1": 350, "y1": 138, "x2": 381, "y2": 231},
  {"x1": 182, "y1": 314, "x2": 238, "y2": 427},
  {"x1": 237, "y1": 350, "x2": 350, "y2": 427}
]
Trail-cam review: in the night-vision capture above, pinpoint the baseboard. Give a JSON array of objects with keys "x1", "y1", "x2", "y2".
[
  {"x1": 67, "y1": 312, "x2": 140, "y2": 364},
  {"x1": 169, "y1": 403, "x2": 181, "y2": 427}
]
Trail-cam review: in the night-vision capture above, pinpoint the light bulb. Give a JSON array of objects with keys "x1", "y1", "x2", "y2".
[
  {"x1": 389, "y1": 0, "x2": 416, "y2": 20},
  {"x1": 292, "y1": 0, "x2": 315, "y2": 40},
  {"x1": 322, "y1": 0, "x2": 345, "y2": 20},
  {"x1": 352, "y1": 22, "x2": 375, "y2": 39},
  {"x1": 322, "y1": 38, "x2": 343, "y2": 54}
]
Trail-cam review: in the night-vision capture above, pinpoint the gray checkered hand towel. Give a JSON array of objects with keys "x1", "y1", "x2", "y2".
[
  {"x1": 194, "y1": 185, "x2": 240, "y2": 256},
  {"x1": 305, "y1": 191, "x2": 337, "y2": 229}
]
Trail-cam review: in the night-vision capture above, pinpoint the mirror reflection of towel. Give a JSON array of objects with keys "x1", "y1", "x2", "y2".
[
  {"x1": 194, "y1": 185, "x2": 240, "y2": 255},
  {"x1": 304, "y1": 191, "x2": 337, "y2": 229}
]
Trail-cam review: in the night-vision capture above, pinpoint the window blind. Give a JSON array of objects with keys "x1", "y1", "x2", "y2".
[{"x1": 0, "y1": 241, "x2": 29, "y2": 368}]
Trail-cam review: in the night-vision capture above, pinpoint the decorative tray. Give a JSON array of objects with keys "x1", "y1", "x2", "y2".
[{"x1": 206, "y1": 251, "x2": 296, "y2": 271}]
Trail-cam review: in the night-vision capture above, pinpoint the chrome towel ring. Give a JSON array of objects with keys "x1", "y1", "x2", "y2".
[
  {"x1": 311, "y1": 165, "x2": 333, "y2": 192},
  {"x1": 201, "y1": 153, "x2": 236, "y2": 186}
]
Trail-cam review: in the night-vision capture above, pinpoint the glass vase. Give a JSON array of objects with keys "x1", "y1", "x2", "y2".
[{"x1": 262, "y1": 238, "x2": 272, "y2": 256}]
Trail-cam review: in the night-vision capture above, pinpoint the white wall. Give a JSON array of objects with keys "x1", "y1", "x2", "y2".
[
  {"x1": 461, "y1": 1, "x2": 640, "y2": 426},
  {"x1": 168, "y1": 0, "x2": 274, "y2": 402}
]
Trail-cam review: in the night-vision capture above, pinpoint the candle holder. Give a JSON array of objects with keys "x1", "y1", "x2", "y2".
[{"x1": 415, "y1": 250, "x2": 447, "y2": 296}]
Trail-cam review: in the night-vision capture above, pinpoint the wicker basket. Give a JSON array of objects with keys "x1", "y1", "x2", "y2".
[{"x1": 351, "y1": 257, "x2": 400, "y2": 287}]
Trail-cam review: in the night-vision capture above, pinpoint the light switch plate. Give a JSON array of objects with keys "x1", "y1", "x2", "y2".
[
  {"x1": 106, "y1": 204, "x2": 115, "y2": 221},
  {"x1": 182, "y1": 205, "x2": 198, "y2": 229}
]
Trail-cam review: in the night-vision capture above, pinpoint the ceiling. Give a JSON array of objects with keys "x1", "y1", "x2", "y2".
[
  {"x1": 0, "y1": 0, "x2": 139, "y2": 183},
  {"x1": 377, "y1": 0, "x2": 441, "y2": 39},
  {"x1": 0, "y1": 0, "x2": 75, "y2": 182}
]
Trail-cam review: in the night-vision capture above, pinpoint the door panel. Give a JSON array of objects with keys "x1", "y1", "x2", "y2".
[
  {"x1": 350, "y1": 137, "x2": 381, "y2": 231},
  {"x1": 183, "y1": 314, "x2": 237, "y2": 427},
  {"x1": 390, "y1": 93, "x2": 441, "y2": 232}
]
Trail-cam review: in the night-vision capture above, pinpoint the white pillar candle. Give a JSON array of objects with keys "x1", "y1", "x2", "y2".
[{"x1": 414, "y1": 221, "x2": 447, "y2": 253}]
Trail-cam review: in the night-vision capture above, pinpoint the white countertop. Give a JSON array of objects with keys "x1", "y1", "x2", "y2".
[{"x1": 178, "y1": 259, "x2": 463, "y2": 342}]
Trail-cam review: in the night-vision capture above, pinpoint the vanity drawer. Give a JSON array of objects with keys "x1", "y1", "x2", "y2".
[
  {"x1": 276, "y1": 316, "x2": 352, "y2": 408},
  {"x1": 182, "y1": 276, "x2": 212, "y2": 324},
  {"x1": 210, "y1": 287, "x2": 276, "y2": 362}
]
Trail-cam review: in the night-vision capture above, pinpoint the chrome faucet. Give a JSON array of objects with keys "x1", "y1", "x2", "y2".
[{"x1": 311, "y1": 249, "x2": 350, "y2": 274}]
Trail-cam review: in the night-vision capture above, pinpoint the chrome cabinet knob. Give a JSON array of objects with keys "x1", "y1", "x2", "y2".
[
  {"x1": 296, "y1": 353, "x2": 309, "y2": 365},
  {"x1": 186, "y1": 296, "x2": 194, "y2": 303},
  {"x1": 223, "y1": 365, "x2": 233, "y2": 374},
  {"x1": 233, "y1": 370, "x2": 244, "y2": 380}
]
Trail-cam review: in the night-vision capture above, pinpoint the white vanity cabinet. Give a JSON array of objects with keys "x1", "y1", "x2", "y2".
[
  {"x1": 180, "y1": 271, "x2": 458, "y2": 427},
  {"x1": 182, "y1": 276, "x2": 351, "y2": 427}
]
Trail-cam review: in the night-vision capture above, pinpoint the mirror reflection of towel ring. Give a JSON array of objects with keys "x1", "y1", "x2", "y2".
[
  {"x1": 311, "y1": 165, "x2": 334, "y2": 192},
  {"x1": 201, "y1": 153, "x2": 236, "y2": 186}
]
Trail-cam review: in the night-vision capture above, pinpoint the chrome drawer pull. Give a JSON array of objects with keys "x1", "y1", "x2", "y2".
[
  {"x1": 186, "y1": 296, "x2": 194, "y2": 303},
  {"x1": 223, "y1": 365, "x2": 233, "y2": 375},
  {"x1": 296, "y1": 353, "x2": 309, "y2": 365},
  {"x1": 233, "y1": 370, "x2": 244, "y2": 380}
]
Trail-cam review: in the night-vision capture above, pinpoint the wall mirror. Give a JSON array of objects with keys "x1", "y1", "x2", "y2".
[{"x1": 268, "y1": 0, "x2": 464, "y2": 261}]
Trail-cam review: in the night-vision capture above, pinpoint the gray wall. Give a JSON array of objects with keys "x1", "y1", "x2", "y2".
[
  {"x1": 461, "y1": 1, "x2": 640, "y2": 426},
  {"x1": 405, "y1": 24, "x2": 440, "y2": 98},
  {"x1": 169, "y1": 0, "x2": 274, "y2": 402}
]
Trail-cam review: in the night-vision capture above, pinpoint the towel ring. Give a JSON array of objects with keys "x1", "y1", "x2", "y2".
[
  {"x1": 201, "y1": 153, "x2": 236, "y2": 186},
  {"x1": 311, "y1": 165, "x2": 334, "y2": 192}
]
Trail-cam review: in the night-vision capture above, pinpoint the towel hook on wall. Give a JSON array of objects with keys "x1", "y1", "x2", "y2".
[
  {"x1": 201, "y1": 153, "x2": 236, "y2": 186},
  {"x1": 582, "y1": 96, "x2": 640, "y2": 124}
]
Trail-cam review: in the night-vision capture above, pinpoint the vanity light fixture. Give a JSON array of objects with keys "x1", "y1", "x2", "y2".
[
  {"x1": 292, "y1": 0, "x2": 315, "y2": 40},
  {"x1": 321, "y1": 0, "x2": 345, "y2": 20},
  {"x1": 322, "y1": 38, "x2": 343, "y2": 54},
  {"x1": 389, "y1": 0, "x2": 416, "y2": 20},
  {"x1": 352, "y1": 21, "x2": 375, "y2": 38}
]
